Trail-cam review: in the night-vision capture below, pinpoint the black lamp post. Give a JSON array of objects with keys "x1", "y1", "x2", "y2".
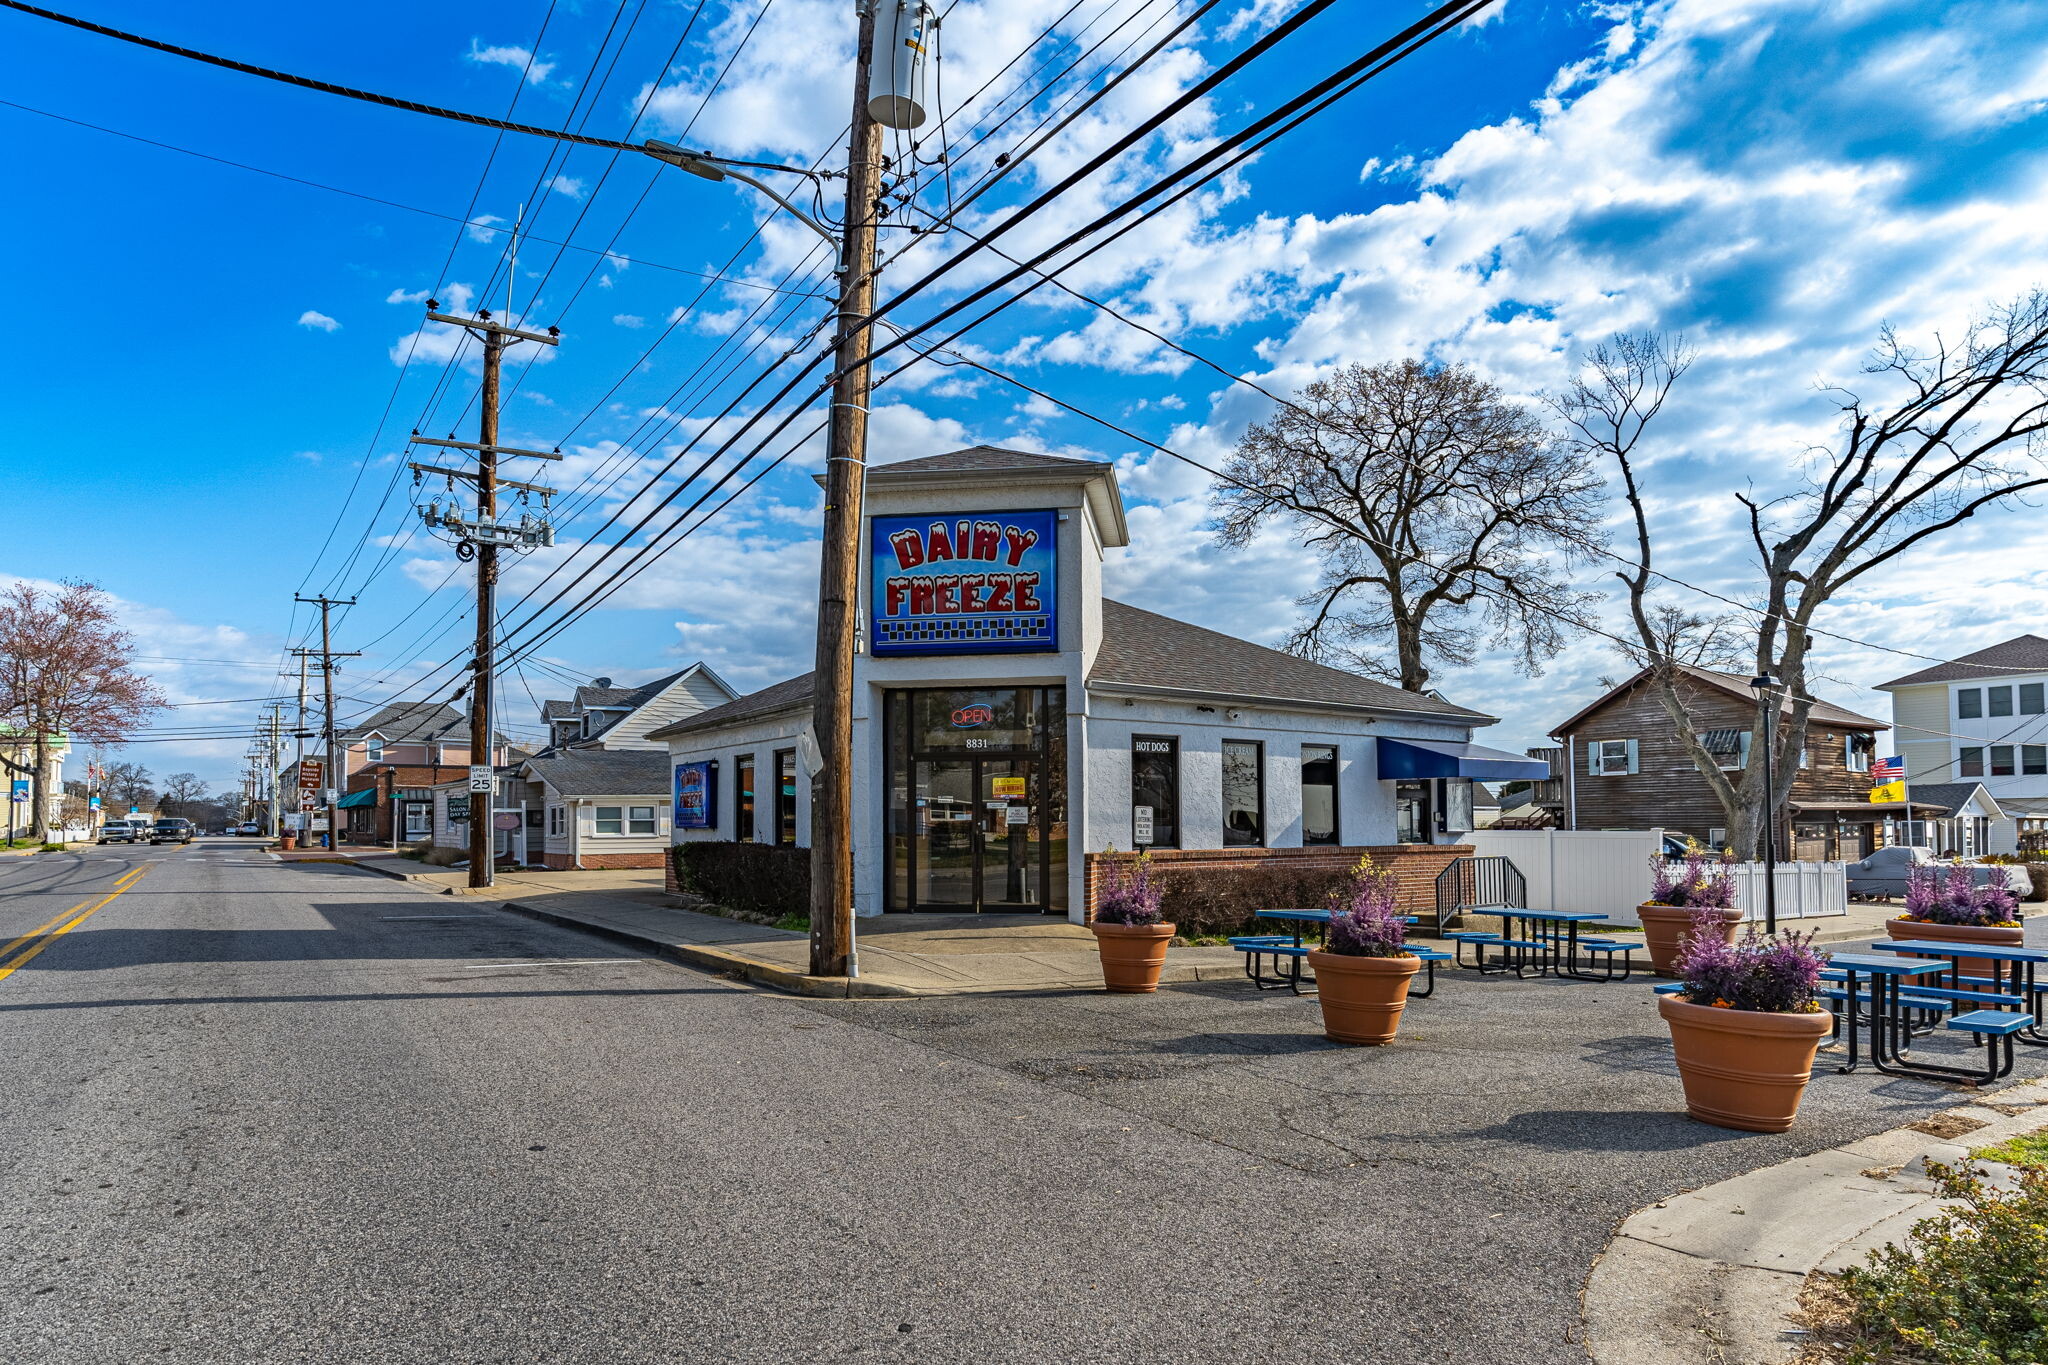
[{"x1": 1750, "y1": 672, "x2": 1781, "y2": 935}]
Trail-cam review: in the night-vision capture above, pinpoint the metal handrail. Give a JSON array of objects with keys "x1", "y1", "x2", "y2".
[{"x1": 1434, "y1": 855, "x2": 1528, "y2": 925}]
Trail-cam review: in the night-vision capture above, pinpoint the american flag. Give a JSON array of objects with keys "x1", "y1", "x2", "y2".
[{"x1": 1872, "y1": 755, "x2": 1905, "y2": 783}]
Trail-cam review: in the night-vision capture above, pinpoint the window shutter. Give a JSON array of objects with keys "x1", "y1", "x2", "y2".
[
  {"x1": 1587, "y1": 743, "x2": 1600, "y2": 777},
  {"x1": 1737, "y1": 732, "x2": 1752, "y2": 769},
  {"x1": 1624, "y1": 739, "x2": 1639, "y2": 774}
]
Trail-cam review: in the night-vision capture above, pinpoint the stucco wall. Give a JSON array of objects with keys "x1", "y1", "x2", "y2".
[{"x1": 665, "y1": 711, "x2": 813, "y2": 851}]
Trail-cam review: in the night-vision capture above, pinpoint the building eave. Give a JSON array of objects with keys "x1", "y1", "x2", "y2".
[{"x1": 1086, "y1": 679, "x2": 1494, "y2": 727}]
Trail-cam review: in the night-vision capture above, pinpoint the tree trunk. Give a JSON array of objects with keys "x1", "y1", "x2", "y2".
[{"x1": 30, "y1": 732, "x2": 49, "y2": 844}]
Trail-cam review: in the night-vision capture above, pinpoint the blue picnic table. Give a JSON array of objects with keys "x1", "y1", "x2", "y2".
[
  {"x1": 1227, "y1": 909, "x2": 1440, "y2": 997},
  {"x1": 1826, "y1": 950, "x2": 2025, "y2": 1085},
  {"x1": 1446, "y1": 907, "x2": 1639, "y2": 981}
]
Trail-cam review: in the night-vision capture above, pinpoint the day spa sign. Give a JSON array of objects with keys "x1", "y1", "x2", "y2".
[{"x1": 869, "y1": 509, "x2": 1058, "y2": 657}]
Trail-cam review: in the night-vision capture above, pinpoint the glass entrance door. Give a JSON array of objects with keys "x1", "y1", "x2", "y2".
[{"x1": 910, "y1": 757, "x2": 1038, "y2": 912}]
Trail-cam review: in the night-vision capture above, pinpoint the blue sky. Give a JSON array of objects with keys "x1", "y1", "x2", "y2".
[{"x1": 5, "y1": 0, "x2": 2046, "y2": 793}]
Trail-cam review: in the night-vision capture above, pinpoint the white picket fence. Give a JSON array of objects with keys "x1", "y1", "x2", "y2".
[{"x1": 1460, "y1": 828, "x2": 1845, "y2": 925}]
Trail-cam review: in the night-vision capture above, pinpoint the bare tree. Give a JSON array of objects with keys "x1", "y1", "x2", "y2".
[
  {"x1": 1211, "y1": 359, "x2": 1607, "y2": 691},
  {"x1": 103, "y1": 761, "x2": 157, "y2": 813},
  {"x1": 1560, "y1": 295, "x2": 2048, "y2": 856},
  {"x1": 159, "y1": 771, "x2": 209, "y2": 821},
  {"x1": 0, "y1": 582, "x2": 166, "y2": 840}
]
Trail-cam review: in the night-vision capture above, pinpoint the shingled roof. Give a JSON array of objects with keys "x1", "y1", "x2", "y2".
[
  {"x1": 644, "y1": 672, "x2": 817, "y2": 741},
  {"x1": 1878, "y1": 635, "x2": 2048, "y2": 688},
  {"x1": 1090, "y1": 600, "x2": 1491, "y2": 721},
  {"x1": 1550, "y1": 663, "x2": 1885, "y2": 736},
  {"x1": 340, "y1": 701, "x2": 470, "y2": 743},
  {"x1": 521, "y1": 748, "x2": 672, "y2": 798}
]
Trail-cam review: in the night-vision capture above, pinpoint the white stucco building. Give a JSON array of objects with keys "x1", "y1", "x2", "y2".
[{"x1": 650, "y1": 447, "x2": 1545, "y2": 922}]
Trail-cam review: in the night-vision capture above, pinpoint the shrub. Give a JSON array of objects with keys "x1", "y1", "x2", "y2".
[
  {"x1": 1094, "y1": 850, "x2": 1165, "y2": 926},
  {"x1": 1649, "y1": 846, "x2": 1736, "y2": 908},
  {"x1": 1835, "y1": 1160, "x2": 2048, "y2": 1365},
  {"x1": 1141, "y1": 861, "x2": 1360, "y2": 938},
  {"x1": 1902, "y1": 863, "x2": 2021, "y2": 927},
  {"x1": 1674, "y1": 917, "x2": 1825, "y2": 1012},
  {"x1": 1323, "y1": 855, "x2": 1409, "y2": 957},
  {"x1": 673, "y1": 841, "x2": 810, "y2": 921}
]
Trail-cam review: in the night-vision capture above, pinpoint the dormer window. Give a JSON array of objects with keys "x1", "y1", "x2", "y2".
[{"x1": 365, "y1": 733, "x2": 385, "y2": 764}]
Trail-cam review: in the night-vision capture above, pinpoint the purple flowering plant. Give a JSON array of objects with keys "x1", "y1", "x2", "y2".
[
  {"x1": 1673, "y1": 913, "x2": 1826, "y2": 1012},
  {"x1": 1901, "y1": 863, "x2": 2021, "y2": 928},
  {"x1": 1095, "y1": 849, "x2": 1165, "y2": 926},
  {"x1": 1323, "y1": 855, "x2": 1410, "y2": 958},
  {"x1": 1649, "y1": 845, "x2": 1737, "y2": 909}
]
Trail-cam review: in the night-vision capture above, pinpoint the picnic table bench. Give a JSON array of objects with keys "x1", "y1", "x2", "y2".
[{"x1": 1230, "y1": 910, "x2": 1447, "y2": 996}]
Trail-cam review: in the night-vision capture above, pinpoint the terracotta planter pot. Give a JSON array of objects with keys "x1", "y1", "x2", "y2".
[
  {"x1": 1308, "y1": 950, "x2": 1422, "y2": 1045},
  {"x1": 1638, "y1": 903, "x2": 1744, "y2": 977},
  {"x1": 1884, "y1": 917, "x2": 2025, "y2": 980},
  {"x1": 280, "y1": 834, "x2": 297, "y2": 851},
  {"x1": 1659, "y1": 995, "x2": 1832, "y2": 1132},
  {"x1": 1090, "y1": 922, "x2": 1177, "y2": 993}
]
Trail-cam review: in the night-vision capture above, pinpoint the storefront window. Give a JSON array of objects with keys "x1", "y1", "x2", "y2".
[
  {"x1": 735, "y1": 754, "x2": 755, "y2": 842},
  {"x1": 1131, "y1": 736, "x2": 1179, "y2": 848},
  {"x1": 1222, "y1": 740, "x2": 1264, "y2": 847},
  {"x1": 1395, "y1": 781, "x2": 1432, "y2": 843},
  {"x1": 1300, "y1": 745, "x2": 1339, "y2": 845},
  {"x1": 910, "y1": 688, "x2": 1042, "y2": 751},
  {"x1": 775, "y1": 750, "x2": 798, "y2": 846}
]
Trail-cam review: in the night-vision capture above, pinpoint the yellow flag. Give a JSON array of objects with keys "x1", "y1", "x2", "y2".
[{"x1": 1869, "y1": 780, "x2": 1905, "y2": 804}]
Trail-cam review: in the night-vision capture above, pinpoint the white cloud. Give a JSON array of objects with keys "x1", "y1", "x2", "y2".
[
  {"x1": 293, "y1": 451, "x2": 323, "y2": 464},
  {"x1": 466, "y1": 40, "x2": 556, "y2": 85},
  {"x1": 548, "y1": 174, "x2": 586, "y2": 200},
  {"x1": 612, "y1": 314, "x2": 646, "y2": 328},
  {"x1": 297, "y1": 310, "x2": 341, "y2": 332},
  {"x1": 465, "y1": 214, "x2": 507, "y2": 245}
]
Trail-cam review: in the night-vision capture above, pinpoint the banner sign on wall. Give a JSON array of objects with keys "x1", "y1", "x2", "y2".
[
  {"x1": 674, "y1": 760, "x2": 716, "y2": 830},
  {"x1": 869, "y1": 509, "x2": 1058, "y2": 656}
]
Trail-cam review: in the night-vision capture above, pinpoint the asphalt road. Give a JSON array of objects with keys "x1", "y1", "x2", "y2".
[{"x1": 0, "y1": 843, "x2": 2039, "y2": 1364}]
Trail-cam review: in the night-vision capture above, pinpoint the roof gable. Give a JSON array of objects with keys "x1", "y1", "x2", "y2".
[
  {"x1": 1551, "y1": 664, "x2": 1885, "y2": 736},
  {"x1": 1877, "y1": 634, "x2": 2048, "y2": 688}
]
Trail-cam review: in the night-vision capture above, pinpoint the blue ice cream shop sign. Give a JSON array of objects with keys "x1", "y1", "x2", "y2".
[{"x1": 870, "y1": 509, "x2": 1058, "y2": 656}]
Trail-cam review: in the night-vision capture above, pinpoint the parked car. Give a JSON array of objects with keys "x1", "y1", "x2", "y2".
[
  {"x1": 96, "y1": 820, "x2": 145, "y2": 844},
  {"x1": 234, "y1": 822, "x2": 260, "y2": 837},
  {"x1": 1846, "y1": 845, "x2": 2005, "y2": 900},
  {"x1": 150, "y1": 819, "x2": 196, "y2": 845}
]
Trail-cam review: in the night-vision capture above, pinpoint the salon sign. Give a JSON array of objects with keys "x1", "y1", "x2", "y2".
[{"x1": 869, "y1": 509, "x2": 1058, "y2": 656}]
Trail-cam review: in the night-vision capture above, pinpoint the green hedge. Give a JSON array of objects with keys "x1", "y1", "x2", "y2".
[
  {"x1": 1144, "y1": 861, "x2": 1355, "y2": 938},
  {"x1": 673, "y1": 841, "x2": 810, "y2": 920}
]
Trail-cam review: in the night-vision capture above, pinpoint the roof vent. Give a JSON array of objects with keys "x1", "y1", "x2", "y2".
[{"x1": 592, "y1": 677, "x2": 613, "y2": 688}]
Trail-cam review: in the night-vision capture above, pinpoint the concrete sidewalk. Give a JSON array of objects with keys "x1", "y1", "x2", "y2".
[
  {"x1": 1581, "y1": 1076, "x2": 2048, "y2": 1365},
  {"x1": 317, "y1": 850, "x2": 1247, "y2": 998}
]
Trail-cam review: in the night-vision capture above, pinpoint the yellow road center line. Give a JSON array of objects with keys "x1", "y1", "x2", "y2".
[
  {"x1": 0, "y1": 866, "x2": 143, "y2": 963},
  {"x1": 0, "y1": 865, "x2": 150, "y2": 982}
]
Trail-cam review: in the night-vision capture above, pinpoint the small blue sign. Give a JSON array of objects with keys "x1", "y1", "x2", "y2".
[
  {"x1": 674, "y1": 760, "x2": 716, "y2": 830},
  {"x1": 8, "y1": 779, "x2": 27, "y2": 804},
  {"x1": 869, "y1": 509, "x2": 1058, "y2": 656}
]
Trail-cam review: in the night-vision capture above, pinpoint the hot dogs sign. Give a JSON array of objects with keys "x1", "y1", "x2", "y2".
[{"x1": 870, "y1": 509, "x2": 1058, "y2": 656}]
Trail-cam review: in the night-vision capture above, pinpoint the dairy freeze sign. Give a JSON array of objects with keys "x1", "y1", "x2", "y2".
[{"x1": 869, "y1": 509, "x2": 1058, "y2": 656}]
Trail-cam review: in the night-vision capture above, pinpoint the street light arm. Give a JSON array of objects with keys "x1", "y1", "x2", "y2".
[{"x1": 641, "y1": 140, "x2": 843, "y2": 265}]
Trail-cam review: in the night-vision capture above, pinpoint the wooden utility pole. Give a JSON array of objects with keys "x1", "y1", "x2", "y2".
[
  {"x1": 411, "y1": 305, "x2": 560, "y2": 889},
  {"x1": 808, "y1": 2, "x2": 887, "y2": 977},
  {"x1": 294, "y1": 596, "x2": 358, "y2": 851}
]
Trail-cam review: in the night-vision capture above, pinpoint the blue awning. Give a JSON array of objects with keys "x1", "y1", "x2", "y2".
[{"x1": 1375, "y1": 737, "x2": 1550, "y2": 782}]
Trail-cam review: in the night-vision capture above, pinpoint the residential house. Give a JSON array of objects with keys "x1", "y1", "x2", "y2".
[
  {"x1": 1545, "y1": 664, "x2": 1888, "y2": 860},
  {"x1": 334, "y1": 701, "x2": 513, "y2": 847},
  {"x1": 515, "y1": 665, "x2": 736, "y2": 869},
  {"x1": 1875, "y1": 633, "x2": 2048, "y2": 854}
]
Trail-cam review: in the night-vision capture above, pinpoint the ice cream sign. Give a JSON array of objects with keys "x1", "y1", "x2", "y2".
[{"x1": 869, "y1": 509, "x2": 1058, "y2": 656}]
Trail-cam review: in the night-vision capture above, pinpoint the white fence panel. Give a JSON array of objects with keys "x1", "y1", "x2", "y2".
[
  {"x1": 1460, "y1": 828, "x2": 1665, "y2": 923},
  {"x1": 1729, "y1": 862, "x2": 1847, "y2": 922},
  {"x1": 1459, "y1": 829, "x2": 1847, "y2": 925}
]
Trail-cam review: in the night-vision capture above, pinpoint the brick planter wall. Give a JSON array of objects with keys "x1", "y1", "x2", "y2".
[
  {"x1": 664, "y1": 850, "x2": 680, "y2": 893},
  {"x1": 1081, "y1": 844, "x2": 1472, "y2": 923},
  {"x1": 540, "y1": 851, "x2": 666, "y2": 871}
]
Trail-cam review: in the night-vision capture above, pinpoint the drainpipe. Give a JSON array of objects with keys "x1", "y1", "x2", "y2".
[{"x1": 572, "y1": 798, "x2": 586, "y2": 870}]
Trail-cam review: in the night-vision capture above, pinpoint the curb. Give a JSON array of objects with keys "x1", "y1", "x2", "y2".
[
  {"x1": 492, "y1": 897, "x2": 918, "y2": 999},
  {"x1": 1580, "y1": 1078, "x2": 2048, "y2": 1365}
]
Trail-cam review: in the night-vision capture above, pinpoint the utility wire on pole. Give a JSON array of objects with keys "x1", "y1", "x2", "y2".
[
  {"x1": 408, "y1": 303, "x2": 560, "y2": 889},
  {"x1": 293, "y1": 596, "x2": 359, "y2": 852}
]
